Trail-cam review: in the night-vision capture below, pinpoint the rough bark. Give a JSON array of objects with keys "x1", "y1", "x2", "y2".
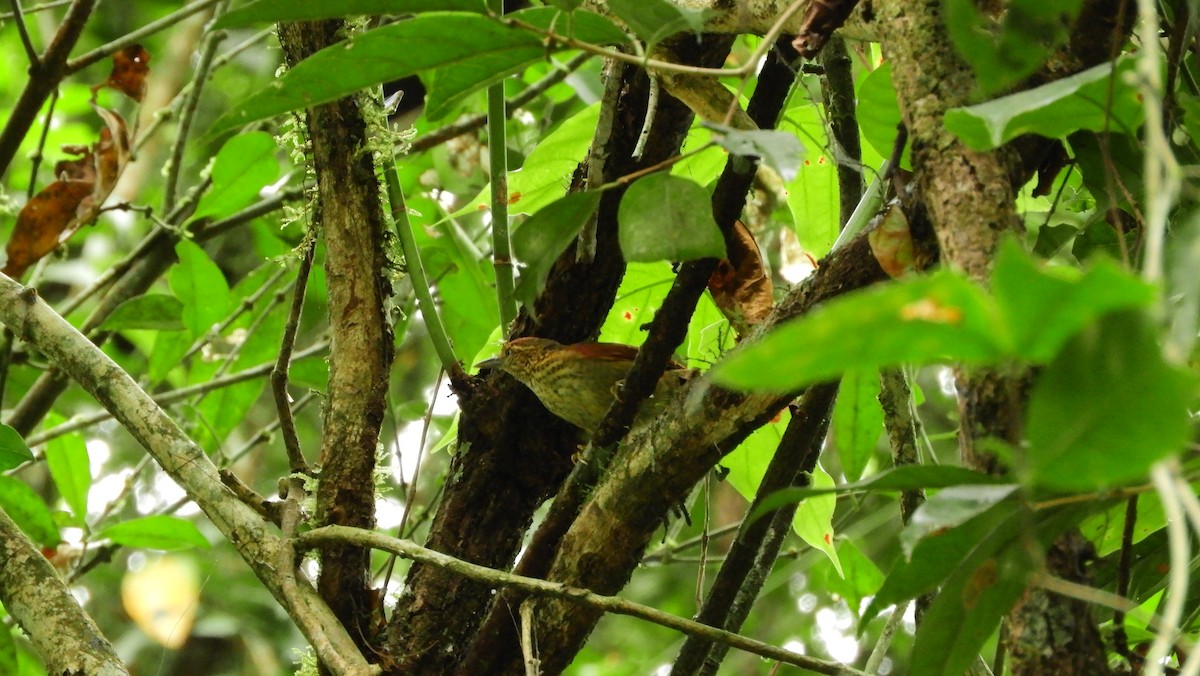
[
  {"x1": 278, "y1": 20, "x2": 395, "y2": 658},
  {"x1": 875, "y1": 0, "x2": 1126, "y2": 672},
  {"x1": 0, "y1": 507, "x2": 127, "y2": 676},
  {"x1": 381, "y1": 37, "x2": 731, "y2": 674}
]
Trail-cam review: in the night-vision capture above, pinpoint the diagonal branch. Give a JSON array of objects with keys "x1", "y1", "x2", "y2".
[
  {"x1": 0, "y1": 506, "x2": 127, "y2": 675},
  {"x1": 0, "y1": 275, "x2": 375, "y2": 675}
]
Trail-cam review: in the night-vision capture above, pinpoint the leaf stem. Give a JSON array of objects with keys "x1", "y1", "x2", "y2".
[
  {"x1": 488, "y1": 0, "x2": 516, "y2": 334},
  {"x1": 384, "y1": 162, "x2": 463, "y2": 379}
]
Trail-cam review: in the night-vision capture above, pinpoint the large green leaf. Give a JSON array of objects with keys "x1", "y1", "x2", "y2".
[
  {"x1": 944, "y1": 59, "x2": 1144, "y2": 151},
  {"x1": 216, "y1": 11, "x2": 623, "y2": 131},
  {"x1": 606, "y1": 0, "x2": 707, "y2": 47},
  {"x1": 712, "y1": 270, "x2": 1004, "y2": 392},
  {"x1": 781, "y1": 103, "x2": 839, "y2": 257},
  {"x1": 856, "y1": 62, "x2": 910, "y2": 170},
  {"x1": 215, "y1": 0, "x2": 486, "y2": 28},
  {"x1": 507, "y1": 103, "x2": 599, "y2": 211},
  {"x1": 190, "y1": 132, "x2": 280, "y2": 223},
  {"x1": 170, "y1": 240, "x2": 231, "y2": 339},
  {"x1": 991, "y1": 241, "x2": 1155, "y2": 361},
  {"x1": 0, "y1": 476, "x2": 60, "y2": 547},
  {"x1": 99, "y1": 515, "x2": 211, "y2": 551},
  {"x1": 104, "y1": 294, "x2": 185, "y2": 332},
  {"x1": 44, "y1": 417, "x2": 89, "y2": 524},
  {"x1": 0, "y1": 626, "x2": 14, "y2": 676},
  {"x1": 0, "y1": 424, "x2": 34, "y2": 472},
  {"x1": 597, "y1": 262, "x2": 674, "y2": 346},
  {"x1": 512, "y1": 191, "x2": 601, "y2": 306},
  {"x1": 832, "y1": 369, "x2": 883, "y2": 482},
  {"x1": 1023, "y1": 311, "x2": 1194, "y2": 491},
  {"x1": 863, "y1": 495, "x2": 1020, "y2": 622},
  {"x1": 944, "y1": 0, "x2": 1082, "y2": 96},
  {"x1": 425, "y1": 10, "x2": 623, "y2": 118},
  {"x1": 618, "y1": 174, "x2": 725, "y2": 262},
  {"x1": 901, "y1": 485, "x2": 1020, "y2": 557}
]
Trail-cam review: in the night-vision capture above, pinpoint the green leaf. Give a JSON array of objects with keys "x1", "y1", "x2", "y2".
[
  {"x1": 819, "y1": 540, "x2": 885, "y2": 618},
  {"x1": 944, "y1": 0, "x2": 1083, "y2": 96},
  {"x1": 190, "y1": 132, "x2": 280, "y2": 223},
  {"x1": 606, "y1": 0, "x2": 707, "y2": 46},
  {"x1": 910, "y1": 538, "x2": 1031, "y2": 676},
  {"x1": 424, "y1": 9, "x2": 627, "y2": 118},
  {"x1": 781, "y1": 103, "x2": 839, "y2": 256},
  {"x1": 793, "y1": 464, "x2": 842, "y2": 575},
  {"x1": 991, "y1": 241, "x2": 1155, "y2": 361},
  {"x1": 0, "y1": 626, "x2": 14, "y2": 676},
  {"x1": 216, "y1": 14, "x2": 543, "y2": 133},
  {"x1": 832, "y1": 370, "x2": 883, "y2": 482},
  {"x1": 710, "y1": 127, "x2": 805, "y2": 182},
  {"x1": 0, "y1": 476, "x2": 60, "y2": 547},
  {"x1": 618, "y1": 174, "x2": 725, "y2": 262},
  {"x1": 512, "y1": 191, "x2": 602, "y2": 306},
  {"x1": 856, "y1": 62, "x2": 911, "y2": 170},
  {"x1": 711, "y1": 271, "x2": 1004, "y2": 392},
  {"x1": 748, "y1": 466, "x2": 1004, "y2": 523},
  {"x1": 864, "y1": 496, "x2": 1020, "y2": 622},
  {"x1": 99, "y1": 515, "x2": 211, "y2": 551},
  {"x1": 170, "y1": 240, "x2": 231, "y2": 338},
  {"x1": 0, "y1": 424, "x2": 34, "y2": 472},
  {"x1": 909, "y1": 505, "x2": 1088, "y2": 676},
  {"x1": 944, "y1": 59, "x2": 1144, "y2": 151},
  {"x1": 1023, "y1": 311, "x2": 1194, "y2": 491},
  {"x1": 104, "y1": 294, "x2": 185, "y2": 332},
  {"x1": 216, "y1": 0, "x2": 486, "y2": 28},
  {"x1": 901, "y1": 485, "x2": 1020, "y2": 557},
  {"x1": 218, "y1": 11, "x2": 623, "y2": 130},
  {"x1": 598, "y1": 262, "x2": 674, "y2": 345},
  {"x1": 44, "y1": 422, "x2": 90, "y2": 524},
  {"x1": 507, "y1": 103, "x2": 599, "y2": 216},
  {"x1": 722, "y1": 416, "x2": 788, "y2": 501}
]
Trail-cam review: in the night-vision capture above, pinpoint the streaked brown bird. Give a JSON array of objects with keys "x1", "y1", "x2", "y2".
[{"x1": 476, "y1": 337, "x2": 692, "y2": 435}]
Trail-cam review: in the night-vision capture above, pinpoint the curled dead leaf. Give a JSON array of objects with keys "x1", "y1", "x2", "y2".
[
  {"x1": 91, "y1": 44, "x2": 151, "y2": 102},
  {"x1": 867, "y1": 199, "x2": 916, "y2": 278},
  {"x1": 708, "y1": 220, "x2": 773, "y2": 335},
  {"x1": 5, "y1": 104, "x2": 130, "y2": 278}
]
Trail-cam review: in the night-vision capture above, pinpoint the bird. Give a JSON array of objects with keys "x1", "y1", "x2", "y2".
[{"x1": 476, "y1": 337, "x2": 692, "y2": 435}]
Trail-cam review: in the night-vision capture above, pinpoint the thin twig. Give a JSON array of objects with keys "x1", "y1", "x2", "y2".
[
  {"x1": 0, "y1": 0, "x2": 69, "y2": 19},
  {"x1": 272, "y1": 236, "x2": 316, "y2": 473},
  {"x1": 408, "y1": 53, "x2": 591, "y2": 154},
  {"x1": 26, "y1": 88, "x2": 59, "y2": 200},
  {"x1": 299, "y1": 525, "x2": 869, "y2": 676},
  {"x1": 864, "y1": 601, "x2": 909, "y2": 673},
  {"x1": 163, "y1": 2, "x2": 227, "y2": 214},
  {"x1": 10, "y1": 0, "x2": 40, "y2": 66},
  {"x1": 65, "y1": 0, "x2": 224, "y2": 73},
  {"x1": 21, "y1": 342, "x2": 327, "y2": 449}
]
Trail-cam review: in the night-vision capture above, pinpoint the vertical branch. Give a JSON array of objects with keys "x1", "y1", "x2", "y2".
[
  {"x1": 819, "y1": 35, "x2": 863, "y2": 227},
  {"x1": 162, "y1": 2, "x2": 227, "y2": 214},
  {"x1": 671, "y1": 382, "x2": 839, "y2": 676},
  {"x1": 384, "y1": 165, "x2": 466, "y2": 383},
  {"x1": 487, "y1": 0, "x2": 516, "y2": 333},
  {"x1": 278, "y1": 19, "x2": 395, "y2": 658},
  {"x1": 273, "y1": 236, "x2": 316, "y2": 473}
]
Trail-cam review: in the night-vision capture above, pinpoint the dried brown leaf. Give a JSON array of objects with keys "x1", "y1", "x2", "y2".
[
  {"x1": 708, "y1": 220, "x2": 774, "y2": 334},
  {"x1": 91, "y1": 44, "x2": 151, "y2": 102},
  {"x1": 867, "y1": 200, "x2": 916, "y2": 279}
]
